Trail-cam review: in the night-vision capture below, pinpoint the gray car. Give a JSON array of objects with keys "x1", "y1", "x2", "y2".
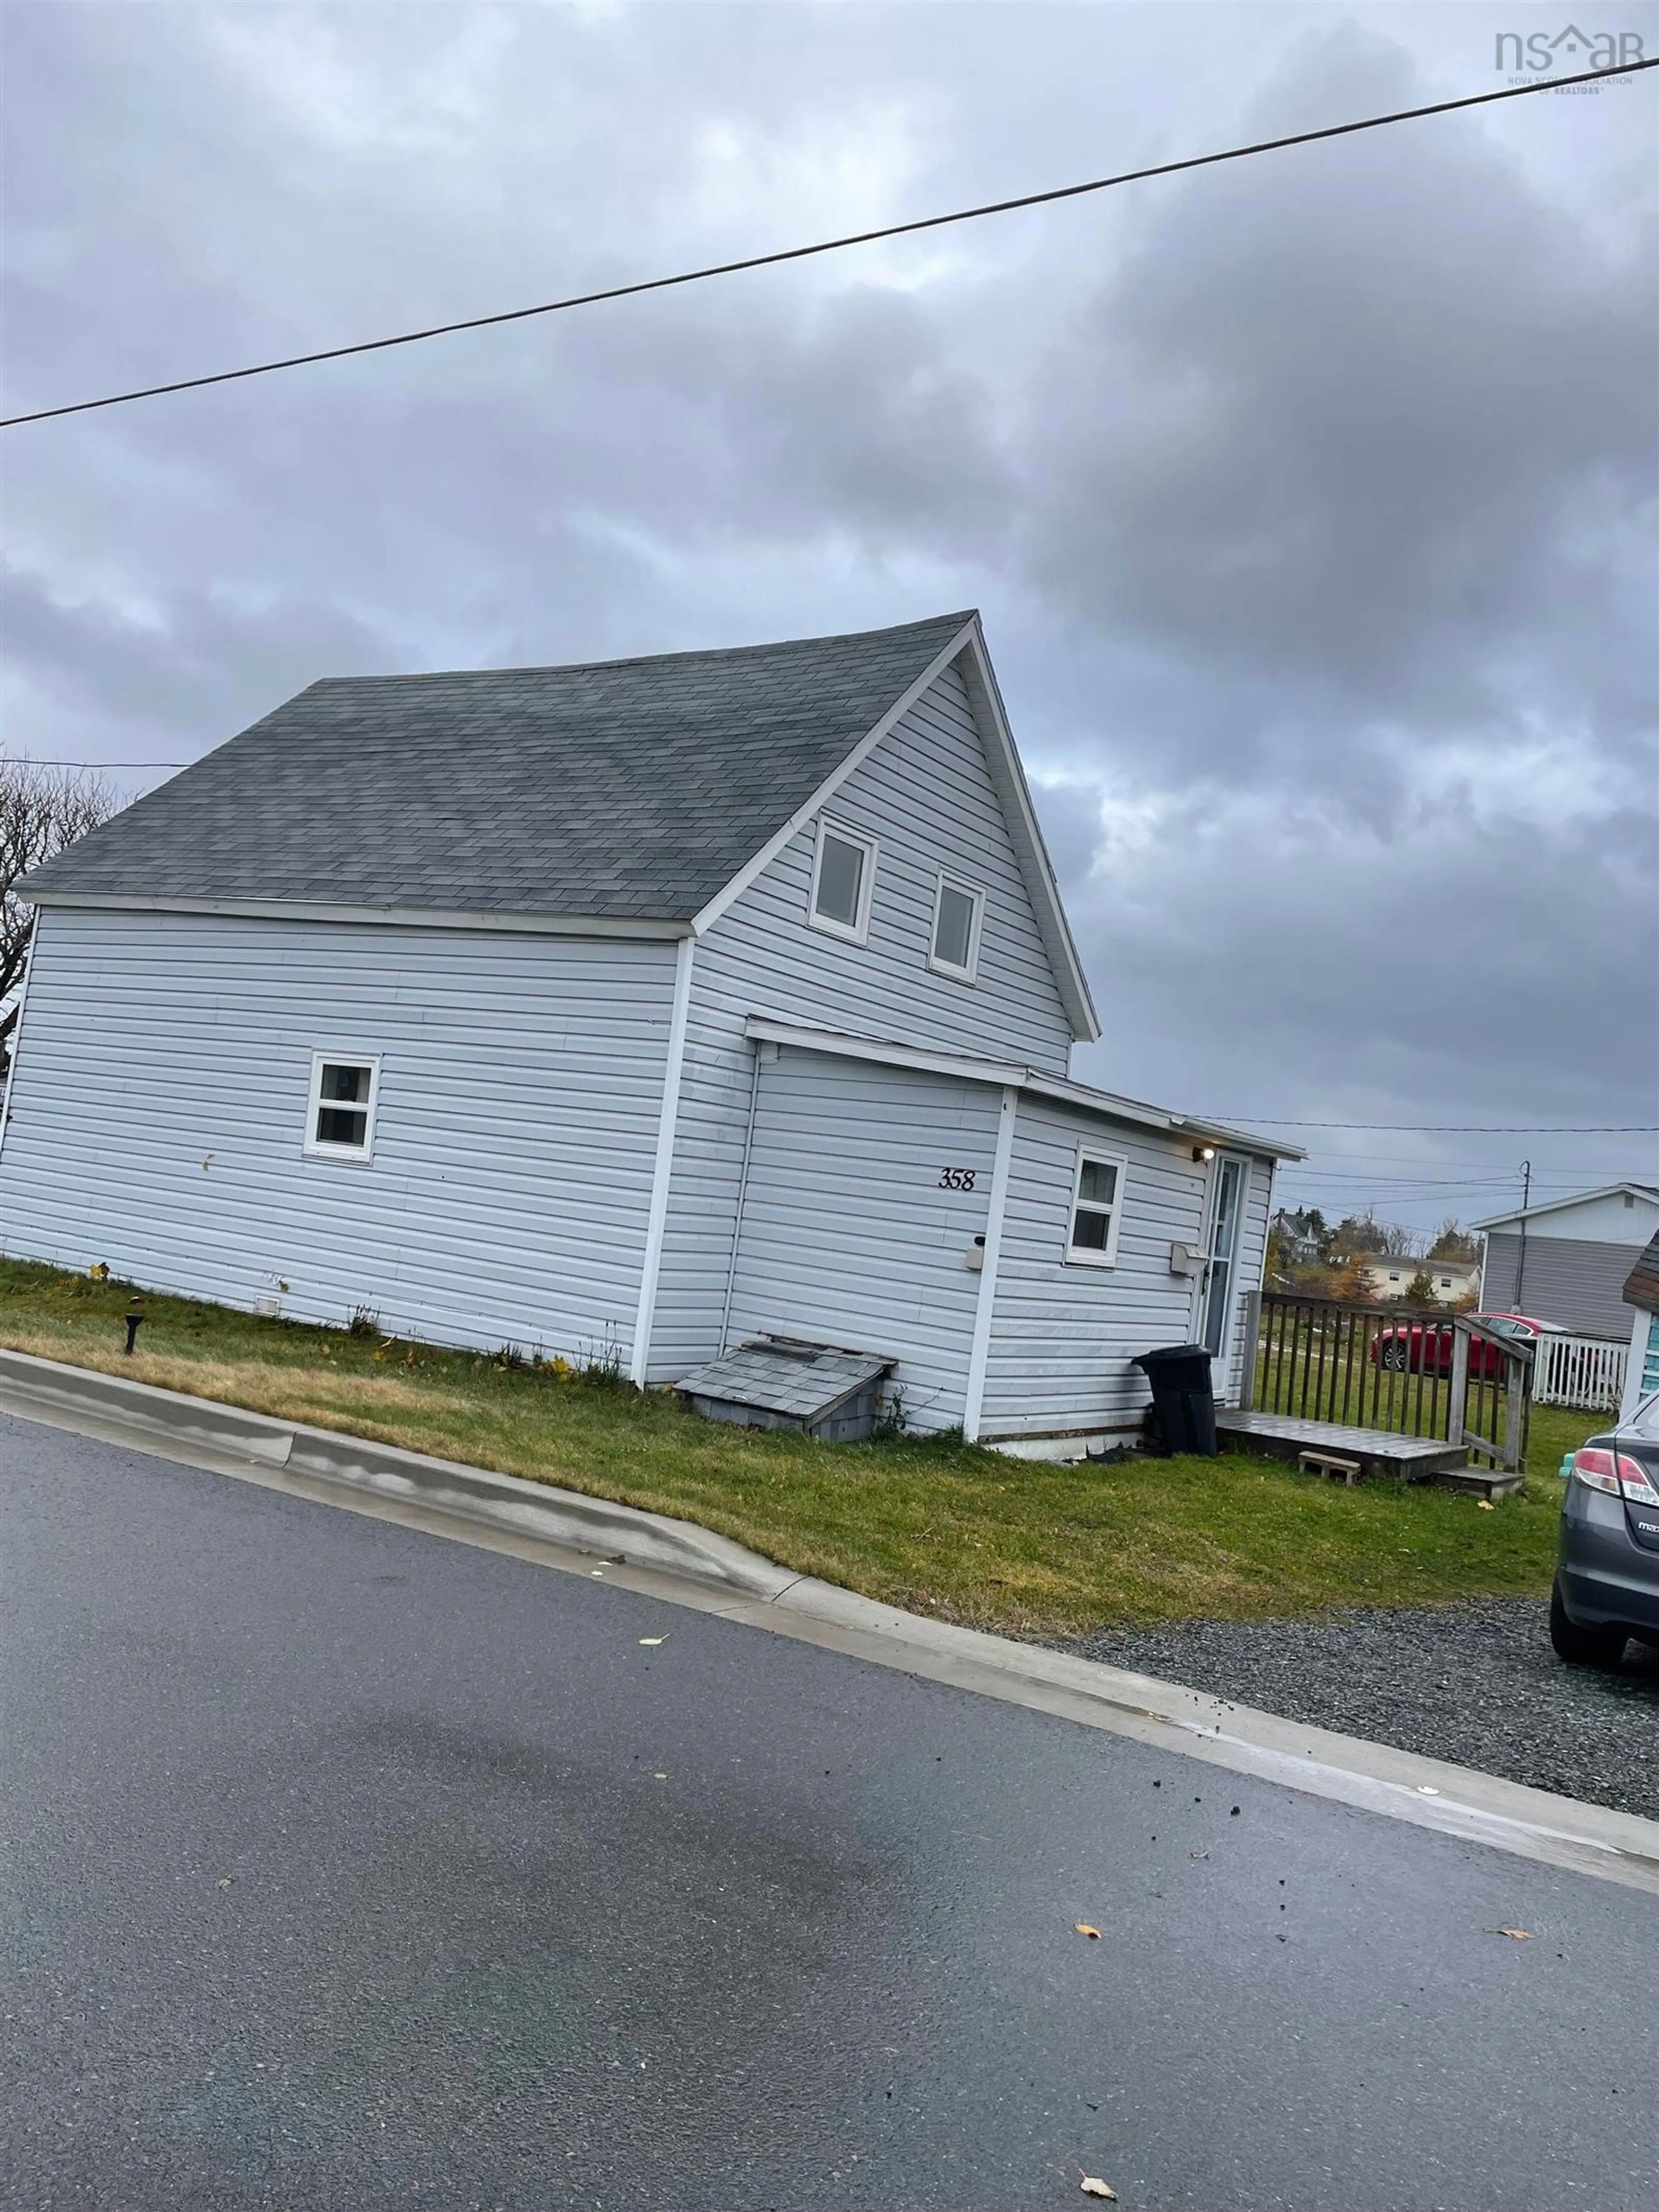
[{"x1": 1551, "y1": 1389, "x2": 1659, "y2": 1668}]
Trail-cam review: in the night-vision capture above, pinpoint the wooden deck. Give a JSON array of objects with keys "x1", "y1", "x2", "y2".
[{"x1": 1214, "y1": 1410, "x2": 1467, "y2": 1483}]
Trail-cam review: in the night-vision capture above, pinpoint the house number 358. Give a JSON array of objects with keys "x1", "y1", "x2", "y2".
[{"x1": 938, "y1": 1167, "x2": 978, "y2": 1191}]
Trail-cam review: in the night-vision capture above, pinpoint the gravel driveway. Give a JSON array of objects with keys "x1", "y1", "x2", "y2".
[{"x1": 1058, "y1": 1599, "x2": 1659, "y2": 1821}]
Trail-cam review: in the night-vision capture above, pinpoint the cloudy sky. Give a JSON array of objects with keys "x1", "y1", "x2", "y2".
[{"x1": 3, "y1": 0, "x2": 1656, "y2": 1240}]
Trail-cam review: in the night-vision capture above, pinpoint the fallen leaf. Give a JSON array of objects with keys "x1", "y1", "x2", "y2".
[
  {"x1": 1074, "y1": 1923, "x2": 1102, "y2": 1940},
  {"x1": 1080, "y1": 2180, "x2": 1117, "y2": 2201},
  {"x1": 216, "y1": 1878, "x2": 233, "y2": 1890},
  {"x1": 1494, "y1": 1927, "x2": 1533, "y2": 1940},
  {"x1": 638, "y1": 1637, "x2": 667, "y2": 1648},
  {"x1": 1476, "y1": 1499, "x2": 1494, "y2": 1511}
]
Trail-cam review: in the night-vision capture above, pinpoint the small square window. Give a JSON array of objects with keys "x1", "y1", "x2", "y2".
[
  {"x1": 809, "y1": 821, "x2": 875, "y2": 943},
  {"x1": 928, "y1": 875, "x2": 983, "y2": 982},
  {"x1": 304, "y1": 1054, "x2": 379, "y2": 1161},
  {"x1": 1066, "y1": 1150, "x2": 1125, "y2": 1267}
]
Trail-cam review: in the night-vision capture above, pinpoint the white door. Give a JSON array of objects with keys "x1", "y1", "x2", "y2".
[{"x1": 1200, "y1": 1155, "x2": 1249, "y2": 1372}]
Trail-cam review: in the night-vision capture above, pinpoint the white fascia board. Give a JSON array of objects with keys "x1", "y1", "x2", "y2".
[
  {"x1": 744, "y1": 1021, "x2": 1299, "y2": 1156},
  {"x1": 744, "y1": 1018, "x2": 1025, "y2": 1089},
  {"x1": 1173, "y1": 1115, "x2": 1307, "y2": 1164},
  {"x1": 953, "y1": 622, "x2": 1101, "y2": 1044},
  {"x1": 688, "y1": 619, "x2": 979, "y2": 939},
  {"x1": 1022, "y1": 1075, "x2": 1304, "y2": 1158},
  {"x1": 25, "y1": 890, "x2": 693, "y2": 941},
  {"x1": 1469, "y1": 1182, "x2": 1659, "y2": 1232}
]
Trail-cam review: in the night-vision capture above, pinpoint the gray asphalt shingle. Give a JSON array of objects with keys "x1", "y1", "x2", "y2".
[{"x1": 24, "y1": 613, "x2": 976, "y2": 919}]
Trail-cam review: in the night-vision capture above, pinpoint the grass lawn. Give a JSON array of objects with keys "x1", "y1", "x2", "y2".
[{"x1": 0, "y1": 1259, "x2": 1603, "y2": 1641}]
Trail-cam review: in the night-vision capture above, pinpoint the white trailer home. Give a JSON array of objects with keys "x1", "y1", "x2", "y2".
[{"x1": 0, "y1": 613, "x2": 1294, "y2": 1454}]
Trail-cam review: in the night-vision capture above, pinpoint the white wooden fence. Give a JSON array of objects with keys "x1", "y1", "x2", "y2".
[{"x1": 1531, "y1": 1332, "x2": 1628, "y2": 1412}]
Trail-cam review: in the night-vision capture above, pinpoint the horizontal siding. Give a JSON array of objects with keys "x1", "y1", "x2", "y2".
[
  {"x1": 1480, "y1": 1231, "x2": 1647, "y2": 1340},
  {"x1": 0, "y1": 908, "x2": 675, "y2": 1359},
  {"x1": 1221, "y1": 1153, "x2": 1273, "y2": 1405},
  {"x1": 653, "y1": 662, "x2": 1074, "y2": 1372},
  {"x1": 722, "y1": 1053, "x2": 998, "y2": 1432},
  {"x1": 980, "y1": 1100, "x2": 1215, "y2": 1436}
]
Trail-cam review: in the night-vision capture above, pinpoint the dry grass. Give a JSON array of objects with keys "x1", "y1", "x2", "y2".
[{"x1": 0, "y1": 1258, "x2": 1593, "y2": 1639}]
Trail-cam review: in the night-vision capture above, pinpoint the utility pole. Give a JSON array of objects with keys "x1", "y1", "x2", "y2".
[{"x1": 1514, "y1": 1159, "x2": 1532, "y2": 1311}]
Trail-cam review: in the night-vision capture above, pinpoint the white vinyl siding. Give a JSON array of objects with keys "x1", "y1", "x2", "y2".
[
  {"x1": 0, "y1": 907, "x2": 678, "y2": 1362},
  {"x1": 979, "y1": 1098, "x2": 1211, "y2": 1439},
  {"x1": 721, "y1": 1049, "x2": 999, "y2": 1432},
  {"x1": 980, "y1": 1101, "x2": 1274, "y2": 1438},
  {"x1": 652, "y1": 660, "x2": 1074, "y2": 1373}
]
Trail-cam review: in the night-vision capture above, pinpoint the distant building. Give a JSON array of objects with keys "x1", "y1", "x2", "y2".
[
  {"x1": 1360, "y1": 1256, "x2": 1479, "y2": 1307},
  {"x1": 1472, "y1": 1184, "x2": 1659, "y2": 1339}
]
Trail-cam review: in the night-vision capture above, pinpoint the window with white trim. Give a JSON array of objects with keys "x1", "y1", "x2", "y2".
[
  {"x1": 809, "y1": 821, "x2": 876, "y2": 943},
  {"x1": 304, "y1": 1055, "x2": 380, "y2": 1161},
  {"x1": 1065, "y1": 1149, "x2": 1126, "y2": 1266},
  {"x1": 928, "y1": 873, "x2": 983, "y2": 982}
]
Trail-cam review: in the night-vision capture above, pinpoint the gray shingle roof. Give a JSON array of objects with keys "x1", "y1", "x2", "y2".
[{"x1": 24, "y1": 613, "x2": 976, "y2": 920}]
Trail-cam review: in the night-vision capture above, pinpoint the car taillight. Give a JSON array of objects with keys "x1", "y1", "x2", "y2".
[{"x1": 1571, "y1": 1448, "x2": 1659, "y2": 1505}]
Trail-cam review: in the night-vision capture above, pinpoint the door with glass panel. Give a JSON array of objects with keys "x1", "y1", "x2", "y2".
[{"x1": 1200, "y1": 1155, "x2": 1248, "y2": 1374}]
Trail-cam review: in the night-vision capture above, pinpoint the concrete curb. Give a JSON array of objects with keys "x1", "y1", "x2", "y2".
[
  {"x1": 4, "y1": 1344, "x2": 1658, "y2": 1896},
  {"x1": 0, "y1": 1346, "x2": 794, "y2": 1598}
]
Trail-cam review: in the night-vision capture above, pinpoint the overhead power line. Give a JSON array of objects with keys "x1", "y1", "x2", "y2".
[
  {"x1": 4, "y1": 56, "x2": 1654, "y2": 430},
  {"x1": 2, "y1": 758, "x2": 186, "y2": 770},
  {"x1": 1218, "y1": 1120, "x2": 1659, "y2": 1134}
]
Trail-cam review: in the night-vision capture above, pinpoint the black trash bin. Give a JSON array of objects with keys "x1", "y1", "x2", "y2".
[{"x1": 1132, "y1": 1343, "x2": 1217, "y2": 1458}]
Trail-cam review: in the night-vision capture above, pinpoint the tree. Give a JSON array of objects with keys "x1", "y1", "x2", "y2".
[
  {"x1": 1327, "y1": 1253, "x2": 1376, "y2": 1304},
  {"x1": 1401, "y1": 1268, "x2": 1439, "y2": 1307},
  {"x1": 1331, "y1": 1213, "x2": 1386, "y2": 1255},
  {"x1": 2, "y1": 761, "x2": 116, "y2": 1075},
  {"x1": 1428, "y1": 1217, "x2": 1478, "y2": 1262}
]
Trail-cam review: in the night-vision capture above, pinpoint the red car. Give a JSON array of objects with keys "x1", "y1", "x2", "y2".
[{"x1": 1371, "y1": 1311, "x2": 1555, "y2": 1379}]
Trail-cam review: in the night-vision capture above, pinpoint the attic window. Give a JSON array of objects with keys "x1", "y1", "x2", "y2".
[
  {"x1": 928, "y1": 875, "x2": 983, "y2": 983},
  {"x1": 304, "y1": 1055, "x2": 379, "y2": 1162},
  {"x1": 809, "y1": 822, "x2": 875, "y2": 944}
]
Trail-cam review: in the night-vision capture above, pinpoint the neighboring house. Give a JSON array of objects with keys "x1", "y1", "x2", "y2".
[
  {"x1": 1360, "y1": 1256, "x2": 1479, "y2": 1306},
  {"x1": 0, "y1": 613, "x2": 1296, "y2": 1455},
  {"x1": 1473, "y1": 1184, "x2": 1659, "y2": 1340},
  {"x1": 1268, "y1": 1209, "x2": 1324, "y2": 1267},
  {"x1": 1618, "y1": 1234, "x2": 1659, "y2": 1423}
]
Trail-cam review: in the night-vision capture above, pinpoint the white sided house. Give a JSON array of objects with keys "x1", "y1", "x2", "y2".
[
  {"x1": 0, "y1": 614, "x2": 1294, "y2": 1454},
  {"x1": 1473, "y1": 1184, "x2": 1659, "y2": 1341}
]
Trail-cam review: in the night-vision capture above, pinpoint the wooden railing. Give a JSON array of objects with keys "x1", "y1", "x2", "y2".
[{"x1": 1252, "y1": 1295, "x2": 1533, "y2": 1475}]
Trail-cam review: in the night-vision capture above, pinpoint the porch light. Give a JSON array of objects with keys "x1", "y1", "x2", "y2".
[{"x1": 1192, "y1": 1144, "x2": 1216, "y2": 1162}]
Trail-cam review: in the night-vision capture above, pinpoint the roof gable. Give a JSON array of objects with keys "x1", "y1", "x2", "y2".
[
  {"x1": 22, "y1": 613, "x2": 976, "y2": 923},
  {"x1": 1471, "y1": 1182, "x2": 1659, "y2": 1232}
]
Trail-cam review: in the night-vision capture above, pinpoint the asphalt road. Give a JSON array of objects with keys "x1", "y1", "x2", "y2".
[{"x1": 3, "y1": 1413, "x2": 1656, "y2": 2212}]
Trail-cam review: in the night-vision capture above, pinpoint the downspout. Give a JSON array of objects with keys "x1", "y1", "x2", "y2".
[
  {"x1": 0, "y1": 912, "x2": 42, "y2": 1176},
  {"x1": 961, "y1": 1085, "x2": 1019, "y2": 1443},
  {"x1": 717, "y1": 1039, "x2": 767, "y2": 1356},
  {"x1": 629, "y1": 935, "x2": 696, "y2": 1388}
]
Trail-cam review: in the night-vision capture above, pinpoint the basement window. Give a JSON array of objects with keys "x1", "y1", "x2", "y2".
[
  {"x1": 928, "y1": 874, "x2": 983, "y2": 983},
  {"x1": 1066, "y1": 1150, "x2": 1126, "y2": 1267},
  {"x1": 304, "y1": 1054, "x2": 379, "y2": 1162},
  {"x1": 809, "y1": 821, "x2": 876, "y2": 944}
]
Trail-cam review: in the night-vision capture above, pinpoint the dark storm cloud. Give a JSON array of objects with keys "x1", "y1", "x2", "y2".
[
  {"x1": 2, "y1": 3, "x2": 1655, "y2": 1229},
  {"x1": 1023, "y1": 29, "x2": 1658, "y2": 766}
]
